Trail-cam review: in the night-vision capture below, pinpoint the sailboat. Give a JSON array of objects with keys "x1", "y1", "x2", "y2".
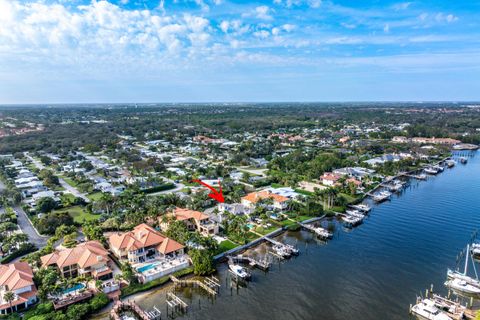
[{"x1": 445, "y1": 244, "x2": 480, "y2": 296}]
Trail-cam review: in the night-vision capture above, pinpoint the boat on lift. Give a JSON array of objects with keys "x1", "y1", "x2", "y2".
[
  {"x1": 349, "y1": 203, "x2": 371, "y2": 213},
  {"x1": 345, "y1": 209, "x2": 364, "y2": 218},
  {"x1": 272, "y1": 244, "x2": 291, "y2": 258},
  {"x1": 229, "y1": 264, "x2": 251, "y2": 280},
  {"x1": 410, "y1": 298, "x2": 453, "y2": 320},
  {"x1": 424, "y1": 167, "x2": 439, "y2": 175},
  {"x1": 314, "y1": 227, "x2": 333, "y2": 239},
  {"x1": 372, "y1": 190, "x2": 391, "y2": 202},
  {"x1": 342, "y1": 215, "x2": 363, "y2": 227}
]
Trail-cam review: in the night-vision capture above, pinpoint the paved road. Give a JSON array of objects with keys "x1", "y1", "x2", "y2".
[
  {"x1": 58, "y1": 178, "x2": 91, "y2": 203},
  {"x1": 146, "y1": 177, "x2": 185, "y2": 196},
  {"x1": 13, "y1": 205, "x2": 48, "y2": 248}
]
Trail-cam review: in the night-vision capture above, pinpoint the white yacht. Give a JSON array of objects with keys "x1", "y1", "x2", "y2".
[
  {"x1": 410, "y1": 299, "x2": 452, "y2": 320},
  {"x1": 445, "y1": 244, "x2": 480, "y2": 296},
  {"x1": 424, "y1": 167, "x2": 439, "y2": 175},
  {"x1": 229, "y1": 264, "x2": 251, "y2": 280},
  {"x1": 345, "y1": 209, "x2": 364, "y2": 218},
  {"x1": 342, "y1": 215, "x2": 363, "y2": 227},
  {"x1": 314, "y1": 227, "x2": 333, "y2": 239},
  {"x1": 471, "y1": 243, "x2": 480, "y2": 258},
  {"x1": 350, "y1": 203, "x2": 371, "y2": 213},
  {"x1": 272, "y1": 244, "x2": 291, "y2": 258},
  {"x1": 373, "y1": 190, "x2": 391, "y2": 202},
  {"x1": 445, "y1": 160, "x2": 456, "y2": 168},
  {"x1": 444, "y1": 278, "x2": 480, "y2": 296},
  {"x1": 415, "y1": 173, "x2": 428, "y2": 180}
]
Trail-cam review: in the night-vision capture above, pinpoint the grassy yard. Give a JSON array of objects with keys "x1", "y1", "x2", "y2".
[
  {"x1": 87, "y1": 192, "x2": 103, "y2": 202},
  {"x1": 214, "y1": 240, "x2": 238, "y2": 255},
  {"x1": 59, "y1": 175, "x2": 78, "y2": 187},
  {"x1": 254, "y1": 224, "x2": 280, "y2": 235},
  {"x1": 53, "y1": 205, "x2": 100, "y2": 223}
]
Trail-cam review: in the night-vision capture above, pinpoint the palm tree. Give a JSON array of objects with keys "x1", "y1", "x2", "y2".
[{"x1": 3, "y1": 291, "x2": 16, "y2": 313}]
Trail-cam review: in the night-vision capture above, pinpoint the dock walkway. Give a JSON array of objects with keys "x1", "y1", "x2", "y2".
[{"x1": 170, "y1": 275, "x2": 219, "y2": 296}]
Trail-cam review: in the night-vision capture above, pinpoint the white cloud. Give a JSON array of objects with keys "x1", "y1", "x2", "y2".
[
  {"x1": 247, "y1": 6, "x2": 273, "y2": 20},
  {"x1": 273, "y1": 0, "x2": 321, "y2": 8},
  {"x1": 254, "y1": 30, "x2": 270, "y2": 38},
  {"x1": 282, "y1": 23, "x2": 296, "y2": 32},
  {"x1": 392, "y1": 2, "x2": 412, "y2": 11}
]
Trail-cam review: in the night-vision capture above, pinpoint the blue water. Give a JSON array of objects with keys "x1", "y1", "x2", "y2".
[
  {"x1": 100, "y1": 151, "x2": 480, "y2": 320},
  {"x1": 63, "y1": 283, "x2": 85, "y2": 294}
]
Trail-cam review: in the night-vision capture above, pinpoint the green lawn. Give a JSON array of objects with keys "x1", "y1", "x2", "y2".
[
  {"x1": 54, "y1": 205, "x2": 100, "y2": 223},
  {"x1": 87, "y1": 192, "x2": 103, "y2": 202},
  {"x1": 255, "y1": 224, "x2": 280, "y2": 235},
  {"x1": 59, "y1": 175, "x2": 78, "y2": 187},
  {"x1": 214, "y1": 240, "x2": 238, "y2": 255}
]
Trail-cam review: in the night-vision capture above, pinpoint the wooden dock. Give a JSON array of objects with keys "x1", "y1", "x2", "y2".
[
  {"x1": 298, "y1": 222, "x2": 332, "y2": 239},
  {"x1": 166, "y1": 292, "x2": 188, "y2": 316},
  {"x1": 170, "y1": 275, "x2": 219, "y2": 296},
  {"x1": 228, "y1": 254, "x2": 271, "y2": 271},
  {"x1": 110, "y1": 300, "x2": 161, "y2": 320}
]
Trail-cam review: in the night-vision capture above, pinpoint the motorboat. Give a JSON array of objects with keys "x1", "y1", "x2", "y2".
[
  {"x1": 410, "y1": 299, "x2": 452, "y2": 320},
  {"x1": 415, "y1": 174, "x2": 428, "y2": 180},
  {"x1": 445, "y1": 160, "x2": 455, "y2": 168},
  {"x1": 373, "y1": 190, "x2": 391, "y2": 202},
  {"x1": 350, "y1": 203, "x2": 371, "y2": 213},
  {"x1": 314, "y1": 227, "x2": 333, "y2": 239},
  {"x1": 345, "y1": 209, "x2": 364, "y2": 218},
  {"x1": 424, "y1": 167, "x2": 439, "y2": 175},
  {"x1": 471, "y1": 243, "x2": 480, "y2": 258},
  {"x1": 342, "y1": 215, "x2": 363, "y2": 227},
  {"x1": 229, "y1": 264, "x2": 251, "y2": 280},
  {"x1": 272, "y1": 244, "x2": 291, "y2": 258}
]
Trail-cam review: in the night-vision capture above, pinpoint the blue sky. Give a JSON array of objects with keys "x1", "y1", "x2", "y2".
[{"x1": 0, "y1": 0, "x2": 479, "y2": 103}]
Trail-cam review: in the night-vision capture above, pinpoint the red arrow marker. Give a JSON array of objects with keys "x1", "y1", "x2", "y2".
[{"x1": 192, "y1": 179, "x2": 225, "y2": 203}]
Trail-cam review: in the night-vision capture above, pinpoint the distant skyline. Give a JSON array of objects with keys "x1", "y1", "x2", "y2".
[{"x1": 0, "y1": 0, "x2": 479, "y2": 103}]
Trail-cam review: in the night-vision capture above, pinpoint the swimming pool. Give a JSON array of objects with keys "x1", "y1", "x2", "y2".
[
  {"x1": 62, "y1": 283, "x2": 85, "y2": 294},
  {"x1": 137, "y1": 263, "x2": 159, "y2": 273}
]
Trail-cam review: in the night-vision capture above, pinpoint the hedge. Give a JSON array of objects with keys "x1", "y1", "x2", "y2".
[
  {"x1": 140, "y1": 183, "x2": 175, "y2": 194},
  {"x1": 1, "y1": 243, "x2": 37, "y2": 264}
]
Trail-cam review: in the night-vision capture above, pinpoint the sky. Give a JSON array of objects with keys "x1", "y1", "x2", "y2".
[{"x1": 0, "y1": 0, "x2": 479, "y2": 103}]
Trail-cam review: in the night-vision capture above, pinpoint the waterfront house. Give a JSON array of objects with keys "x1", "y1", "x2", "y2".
[
  {"x1": 320, "y1": 172, "x2": 342, "y2": 187},
  {"x1": 0, "y1": 262, "x2": 38, "y2": 315},
  {"x1": 108, "y1": 224, "x2": 188, "y2": 283},
  {"x1": 218, "y1": 203, "x2": 252, "y2": 216},
  {"x1": 160, "y1": 208, "x2": 219, "y2": 236},
  {"x1": 241, "y1": 190, "x2": 289, "y2": 210},
  {"x1": 40, "y1": 241, "x2": 113, "y2": 281},
  {"x1": 109, "y1": 224, "x2": 185, "y2": 264}
]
